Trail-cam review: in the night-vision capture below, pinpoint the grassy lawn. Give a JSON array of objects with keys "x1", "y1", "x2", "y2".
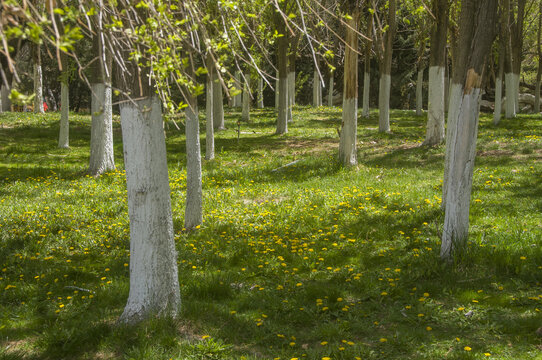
[{"x1": 0, "y1": 106, "x2": 541, "y2": 359}]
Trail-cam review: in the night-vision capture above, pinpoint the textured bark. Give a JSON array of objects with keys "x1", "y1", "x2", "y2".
[
  {"x1": 118, "y1": 96, "x2": 180, "y2": 324},
  {"x1": 424, "y1": 66, "x2": 445, "y2": 145},
  {"x1": 416, "y1": 67, "x2": 424, "y2": 116},
  {"x1": 362, "y1": 72, "x2": 370, "y2": 118},
  {"x1": 328, "y1": 71, "x2": 334, "y2": 107},
  {"x1": 287, "y1": 71, "x2": 294, "y2": 122},
  {"x1": 212, "y1": 70, "x2": 225, "y2": 130},
  {"x1": 362, "y1": 6, "x2": 373, "y2": 119},
  {"x1": 33, "y1": 44, "x2": 44, "y2": 113},
  {"x1": 0, "y1": 85, "x2": 11, "y2": 112},
  {"x1": 257, "y1": 77, "x2": 264, "y2": 109},
  {"x1": 242, "y1": 71, "x2": 250, "y2": 122},
  {"x1": 338, "y1": 9, "x2": 359, "y2": 167},
  {"x1": 494, "y1": 45, "x2": 504, "y2": 124},
  {"x1": 505, "y1": 73, "x2": 516, "y2": 117},
  {"x1": 184, "y1": 94, "x2": 203, "y2": 230},
  {"x1": 89, "y1": 83, "x2": 115, "y2": 175},
  {"x1": 535, "y1": 1, "x2": 542, "y2": 114},
  {"x1": 58, "y1": 81, "x2": 70, "y2": 148},
  {"x1": 312, "y1": 69, "x2": 322, "y2": 107},
  {"x1": 233, "y1": 71, "x2": 242, "y2": 107},
  {"x1": 378, "y1": 0, "x2": 396, "y2": 132},
  {"x1": 441, "y1": 0, "x2": 498, "y2": 260},
  {"x1": 276, "y1": 12, "x2": 288, "y2": 134},
  {"x1": 205, "y1": 57, "x2": 215, "y2": 160},
  {"x1": 510, "y1": 0, "x2": 526, "y2": 113},
  {"x1": 275, "y1": 70, "x2": 279, "y2": 110}
]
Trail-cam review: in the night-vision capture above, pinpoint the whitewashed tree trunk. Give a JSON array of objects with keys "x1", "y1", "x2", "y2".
[
  {"x1": 212, "y1": 72, "x2": 225, "y2": 130},
  {"x1": 505, "y1": 72, "x2": 516, "y2": 118},
  {"x1": 338, "y1": 10, "x2": 359, "y2": 167},
  {"x1": 205, "y1": 75, "x2": 215, "y2": 160},
  {"x1": 378, "y1": 74, "x2": 391, "y2": 132},
  {"x1": 362, "y1": 71, "x2": 370, "y2": 118},
  {"x1": 328, "y1": 72, "x2": 334, "y2": 107},
  {"x1": 288, "y1": 71, "x2": 295, "y2": 106},
  {"x1": 445, "y1": 75, "x2": 450, "y2": 112},
  {"x1": 312, "y1": 69, "x2": 321, "y2": 107},
  {"x1": 494, "y1": 77, "x2": 503, "y2": 124},
  {"x1": 0, "y1": 85, "x2": 11, "y2": 112},
  {"x1": 242, "y1": 71, "x2": 250, "y2": 122},
  {"x1": 185, "y1": 100, "x2": 203, "y2": 230},
  {"x1": 33, "y1": 63, "x2": 44, "y2": 113},
  {"x1": 257, "y1": 77, "x2": 264, "y2": 109},
  {"x1": 513, "y1": 73, "x2": 520, "y2": 113},
  {"x1": 416, "y1": 67, "x2": 424, "y2": 116},
  {"x1": 441, "y1": 87, "x2": 481, "y2": 259},
  {"x1": 89, "y1": 83, "x2": 115, "y2": 175},
  {"x1": 276, "y1": 74, "x2": 288, "y2": 134},
  {"x1": 424, "y1": 66, "x2": 445, "y2": 145},
  {"x1": 233, "y1": 71, "x2": 242, "y2": 107},
  {"x1": 58, "y1": 82, "x2": 69, "y2": 148},
  {"x1": 442, "y1": 83, "x2": 462, "y2": 208},
  {"x1": 118, "y1": 96, "x2": 180, "y2": 324}
]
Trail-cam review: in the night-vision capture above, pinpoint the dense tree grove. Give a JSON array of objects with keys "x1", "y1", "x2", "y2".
[{"x1": 0, "y1": 0, "x2": 541, "y2": 328}]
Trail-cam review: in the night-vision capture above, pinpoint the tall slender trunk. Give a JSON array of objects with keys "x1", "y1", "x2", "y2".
[
  {"x1": 362, "y1": 7, "x2": 373, "y2": 119},
  {"x1": 441, "y1": 0, "x2": 498, "y2": 260},
  {"x1": 242, "y1": 71, "x2": 250, "y2": 122},
  {"x1": 328, "y1": 71, "x2": 334, "y2": 107},
  {"x1": 287, "y1": 71, "x2": 294, "y2": 122},
  {"x1": 493, "y1": 48, "x2": 504, "y2": 124},
  {"x1": 0, "y1": 83, "x2": 11, "y2": 112},
  {"x1": 257, "y1": 77, "x2": 264, "y2": 109},
  {"x1": 275, "y1": 70, "x2": 279, "y2": 110},
  {"x1": 424, "y1": 0, "x2": 448, "y2": 145},
  {"x1": 89, "y1": 19, "x2": 115, "y2": 176},
  {"x1": 378, "y1": 0, "x2": 396, "y2": 133},
  {"x1": 118, "y1": 95, "x2": 180, "y2": 324},
  {"x1": 33, "y1": 44, "x2": 44, "y2": 113},
  {"x1": 212, "y1": 70, "x2": 225, "y2": 130},
  {"x1": 184, "y1": 92, "x2": 203, "y2": 230},
  {"x1": 205, "y1": 55, "x2": 215, "y2": 160},
  {"x1": 534, "y1": 2, "x2": 541, "y2": 114},
  {"x1": 275, "y1": 13, "x2": 288, "y2": 134},
  {"x1": 313, "y1": 68, "x2": 322, "y2": 107},
  {"x1": 416, "y1": 67, "x2": 424, "y2": 116},
  {"x1": 338, "y1": 9, "x2": 359, "y2": 167},
  {"x1": 58, "y1": 52, "x2": 70, "y2": 149},
  {"x1": 233, "y1": 71, "x2": 242, "y2": 107},
  {"x1": 510, "y1": 0, "x2": 525, "y2": 114}
]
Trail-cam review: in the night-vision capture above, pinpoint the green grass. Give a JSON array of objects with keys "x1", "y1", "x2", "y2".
[{"x1": 0, "y1": 106, "x2": 541, "y2": 360}]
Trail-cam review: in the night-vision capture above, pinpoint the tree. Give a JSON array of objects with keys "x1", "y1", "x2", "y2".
[
  {"x1": 88, "y1": 3, "x2": 115, "y2": 176},
  {"x1": 423, "y1": 0, "x2": 448, "y2": 145},
  {"x1": 32, "y1": 43, "x2": 44, "y2": 113},
  {"x1": 205, "y1": 53, "x2": 215, "y2": 160},
  {"x1": 338, "y1": 5, "x2": 360, "y2": 167},
  {"x1": 57, "y1": 51, "x2": 69, "y2": 148},
  {"x1": 440, "y1": 0, "x2": 498, "y2": 260},
  {"x1": 275, "y1": 3, "x2": 289, "y2": 135},
  {"x1": 362, "y1": 4, "x2": 373, "y2": 118},
  {"x1": 534, "y1": 0, "x2": 541, "y2": 114}
]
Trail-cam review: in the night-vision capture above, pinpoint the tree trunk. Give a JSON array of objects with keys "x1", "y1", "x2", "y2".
[
  {"x1": 276, "y1": 12, "x2": 288, "y2": 134},
  {"x1": 58, "y1": 80, "x2": 70, "y2": 148},
  {"x1": 534, "y1": 1, "x2": 541, "y2": 114},
  {"x1": 313, "y1": 69, "x2": 321, "y2": 107},
  {"x1": 257, "y1": 77, "x2": 264, "y2": 109},
  {"x1": 242, "y1": 71, "x2": 250, "y2": 122},
  {"x1": 424, "y1": 0, "x2": 448, "y2": 146},
  {"x1": 510, "y1": 0, "x2": 525, "y2": 115},
  {"x1": 328, "y1": 71, "x2": 334, "y2": 107},
  {"x1": 212, "y1": 70, "x2": 225, "y2": 130},
  {"x1": 494, "y1": 41, "x2": 505, "y2": 125},
  {"x1": 440, "y1": 0, "x2": 498, "y2": 261},
  {"x1": 184, "y1": 94, "x2": 203, "y2": 230},
  {"x1": 275, "y1": 70, "x2": 279, "y2": 110},
  {"x1": 378, "y1": 0, "x2": 396, "y2": 133},
  {"x1": 33, "y1": 44, "x2": 44, "y2": 114},
  {"x1": 416, "y1": 67, "x2": 424, "y2": 116},
  {"x1": 89, "y1": 25, "x2": 115, "y2": 176},
  {"x1": 205, "y1": 56, "x2": 215, "y2": 160},
  {"x1": 0, "y1": 84, "x2": 11, "y2": 112},
  {"x1": 233, "y1": 71, "x2": 242, "y2": 107},
  {"x1": 287, "y1": 71, "x2": 294, "y2": 122},
  {"x1": 338, "y1": 9, "x2": 359, "y2": 167},
  {"x1": 362, "y1": 7, "x2": 373, "y2": 119},
  {"x1": 118, "y1": 96, "x2": 180, "y2": 324}
]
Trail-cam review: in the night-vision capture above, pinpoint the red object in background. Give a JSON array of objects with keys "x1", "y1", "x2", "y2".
[{"x1": 43, "y1": 102, "x2": 48, "y2": 112}]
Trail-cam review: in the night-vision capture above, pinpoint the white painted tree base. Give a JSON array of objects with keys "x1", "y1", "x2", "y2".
[
  {"x1": 505, "y1": 73, "x2": 516, "y2": 118},
  {"x1": 118, "y1": 96, "x2": 180, "y2": 324},
  {"x1": 206, "y1": 78, "x2": 215, "y2": 160},
  {"x1": 242, "y1": 73, "x2": 250, "y2": 122},
  {"x1": 212, "y1": 73, "x2": 225, "y2": 131},
  {"x1": 424, "y1": 66, "x2": 445, "y2": 146},
  {"x1": 362, "y1": 72, "x2": 370, "y2": 118},
  {"x1": 442, "y1": 83, "x2": 463, "y2": 208},
  {"x1": 378, "y1": 74, "x2": 391, "y2": 132},
  {"x1": 338, "y1": 98, "x2": 358, "y2": 166},
  {"x1": 58, "y1": 82, "x2": 70, "y2": 148},
  {"x1": 416, "y1": 68, "x2": 424, "y2": 116},
  {"x1": 185, "y1": 103, "x2": 203, "y2": 230},
  {"x1": 34, "y1": 64, "x2": 44, "y2": 113},
  {"x1": 328, "y1": 73, "x2": 334, "y2": 107},
  {"x1": 89, "y1": 83, "x2": 115, "y2": 175},
  {"x1": 257, "y1": 77, "x2": 264, "y2": 109},
  {"x1": 493, "y1": 77, "x2": 503, "y2": 125},
  {"x1": 276, "y1": 76, "x2": 288, "y2": 134}
]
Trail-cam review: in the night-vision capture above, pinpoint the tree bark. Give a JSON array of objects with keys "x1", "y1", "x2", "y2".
[
  {"x1": 535, "y1": 1, "x2": 541, "y2": 114},
  {"x1": 184, "y1": 92, "x2": 203, "y2": 230},
  {"x1": 58, "y1": 53, "x2": 70, "y2": 149},
  {"x1": 233, "y1": 71, "x2": 242, "y2": 107},
  {"x1": 242, "y1": 71, "x2": 251, "y2": 122},
  {"x1": 89, "y1": 20, "x2": 115, "y2": 176},
  {"x1": 440, "y1": 0, "x2": 498, "y2": 261},
  {"x1": 378, "y1": 0, "x2": 396, "y2": 133},
  {"x1": 416, "y1": 67, "x2": 424, "y2": 116},
  {"x1": 275, "y1": 11, "x2": 288, "y2": 134},
  {"x1": 328, "y1": 71, "x2": 334, "y2": 107},
  {"x1": 313, "y1": 68, "x2": 322, "y2": 107},
  {"x1": 0, "y1": 84, "x2": 11, "y2": 112},
  {"x1": 275, "y1": 70, "x2": 279, "y2": 110},
  {"x1": 338, "y1": 9, "x2": 359, "y2": 167},
  {"x1": 33, "y1": 44, "x2": 44, "y2": 113},
  {"x1": 424, "y1": 0, "x2": 448, "y2": 146},
  {"x1": 510, "y1": 0, "x2": 526, "y2": 114},
  {"x1": 212, "y1": 70, "x2": 225, "y2": 130},
  {"x1": 257, "y1": 77, "x2": 264, "y2": 109},
  {"x1": 118, "y1": 96, "x2": 180, "y2": 324},
  {"x1": 362, "y1": 6, "x2": 373, "y2": 119},
  {"x1": 205, "y1": 55, "x2": 215, "y2": 160}
]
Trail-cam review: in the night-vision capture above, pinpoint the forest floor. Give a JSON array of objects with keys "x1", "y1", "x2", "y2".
[{"x1": 0, "y1": 106, "x2": 541, "y2": 360}]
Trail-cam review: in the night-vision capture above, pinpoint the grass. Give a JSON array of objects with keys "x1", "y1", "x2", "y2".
[{"x1": 0, "y1": 106, "x2": 541, "y2": 360}]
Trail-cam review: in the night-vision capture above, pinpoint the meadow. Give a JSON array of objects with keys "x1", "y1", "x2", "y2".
[{"x1": 0, "y1": 106, "x2": 541, "y2": 359}]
